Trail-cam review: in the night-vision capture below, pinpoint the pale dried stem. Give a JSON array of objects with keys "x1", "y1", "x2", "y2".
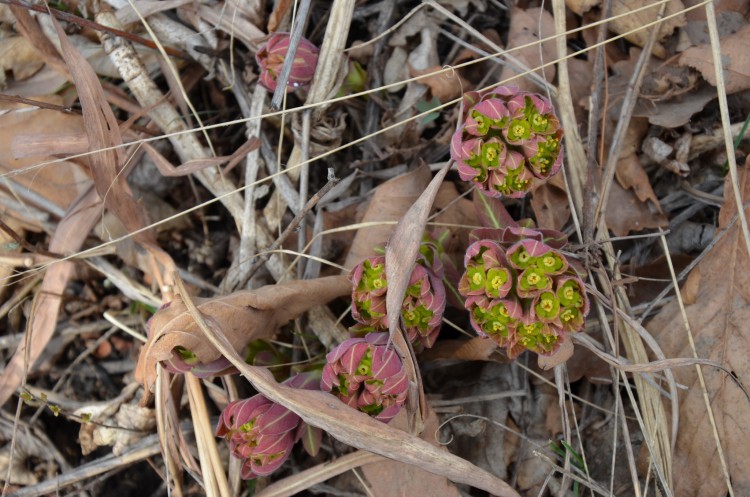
[
  {"x1": 186, "y1": 374, "x2": 231, "y2": 497},
  {"x1": 155, "y1": 368, "x2": 185, "y2": 497},
  {"x1": 589, "y1": 240, "x2": 674, "y2": 496},
  {"x1": 221, "y1": 83, "x2": 266, "y2": 292},
  {"x1": 94, "y1": 10, "x2": 244, "y2": 224},
  {"x1": 551, "y1": 0, "x2": 585, "y2": 215},
  {"x1": 123, "y1": 0, "x2": 217, "y2": 157}
]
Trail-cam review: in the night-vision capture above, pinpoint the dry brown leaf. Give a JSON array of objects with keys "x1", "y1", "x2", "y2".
[
  {"x1": 614, "y1": 119, "x2": 662, "y2": 209},
  {"x1": 135, "y1": 275, "x2": 352, "y2": 390},
  {"x1": 0, "y1": 36, "x2": 44, "y2": 80},
  {"x1": 359, "y1": 406, "x2": 461, "y2": 497},
  {"x1": 499, "y1": 8, "x2": 557, "y2": 92},
  {"x1": 565, "y1": 0, "x2": 600, "y2": 15},
  {"x1": 605, "y1": 180, "x2": 668, "y2": 236},
  {"x1": 0, "y1": 99, "x2": 90, "y2": 222},
  {"x1": 635, "y1": 86, "x2": 717, "y2": 128},
  {"x1": 0, "y1": 188, "x2": 103, "y2": 406},
  {"x1": 530, "y1": 173, "x2": 571, "y2": 231},
  {"x1": 385, "y1": 163, "x2": 452, "y2": 428},
  {"x1": 410, "y1": 65, "x2": 467, "y2": 102},
  {"x1": 646, "y1": 161, "x2": 750, "y2": 496},
  {"x1": 385, "y1": 163, "x2": 451, "y2": 336},
  {"x1": 421, "y1": 338, "x2": 501, "y2": 362},
  {"x1": 610, "y1": 0, "x2": 686, "y2": 58},
  {"x1": 267, "y1": 0, "x2": 292, "y2": 33},
  {"x1": 343, "y1": 165, "x2": 431, "y2": 270},
  {"x1": 679, "y1": 24, "x2": 750, "y2": 94}
]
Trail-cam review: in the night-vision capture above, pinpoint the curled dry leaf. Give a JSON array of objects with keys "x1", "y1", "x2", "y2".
[
  {"x1": 646, "y1": 159, "x2": 750, "y2": 496},
  {"x1": 135, "y1": 275, "x2": 352, "y2": 392}
]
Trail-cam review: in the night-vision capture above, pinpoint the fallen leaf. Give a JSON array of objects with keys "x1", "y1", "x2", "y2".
[
  {"x1": 614, "y1": 119, "x2": 662, "y2": 209},
  {"x1": 566, "y1": 0, "x2": 601, "y2": 15},
  {"x1": 679, "y1": 24, "x2": 750, "y2": 94},
  {"x1": 605, "y1": 180, "x2": 668, "y2": 236},
  {"x1": 499, "y1": 8, "x2": 557, "y2": 92},
  {"x1": 343, "y1": 165, "x2": 431, "y2": 270},
  {"x1": 0, "y1": 98, "x2": 90, "y2": 224},
  {"x1": 0, "y1": 36, "x2": 44, "y2": 80},
  {"x1": 646, "y1": 159, "x2": 750, "y2": 496},
  {"x1": 530, "y1": 173, "x2": 571, "y2": 231},
  {"x1": 135, "y1": 275, "x2": 352, "y2": 390},
  {"x1": 421, "y1": 337, "x2": 501, "y2": 362},
  {"x1": 359, "y1": 406, "x2": 461, "y2": 497},
  {"x1": 610, "y1": 0, "x2": 686, "y2": 58},
  {"x1": 635, "y1": 86, "x2": 716, "y2": 128},
  {"x1": 411, "y1": 65, "x2": 467, "y2": 102}
]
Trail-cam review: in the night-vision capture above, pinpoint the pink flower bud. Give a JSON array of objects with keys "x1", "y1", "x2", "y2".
[
  {"x1": 256, "y1": 32, "x2": 319, "y2": 93},
  {"x1": 216, "y1": 395, "x2": 300, "y2": 478},
  {"x1": 216, "y1": 371, "x2": 322, "y2": 479},
  {"x1": 321, "y1": 333, "x2": 408, "y2": 423}
]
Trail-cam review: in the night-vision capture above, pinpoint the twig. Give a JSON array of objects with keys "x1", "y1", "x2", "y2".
[
  {"x1": 583, "y1": 0, "x2": 611, "y2": 244},
  {"x1": 239, "y1": 171, "x2": 339, "y2": 286}
]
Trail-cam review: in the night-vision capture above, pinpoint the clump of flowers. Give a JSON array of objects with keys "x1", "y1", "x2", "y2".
[
  {"x1": 450, "y1": 86, "x2": 564, "y2": 197},
  {"x1": 459, "y1": 227, "x2": 589, "y2": 358},
  {"x1": 320, "y1": 332, "x2": 408, "y2": 423},
  {"x1": 216, "y1": 372, "x2": 321, "y2": 480},
  {"x1": 349, "y1": 244, "x2": 446, "y2": 351},
  {"x1": 256, "y1": 32, "x2": 319, "y2": 92}
]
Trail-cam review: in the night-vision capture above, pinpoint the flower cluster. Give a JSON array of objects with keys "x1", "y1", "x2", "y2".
[
  {"x1": 459, "y1": 227, "x2": 588, "y2": 358},
  {"x1": 216, "y1": 372, "x2": 320, "y2": 480},
  {"x1": 349, "y1": 249, "x2": 446, "y2": 351},
  {"x1": 320, "y1": 333, "x2": 408, "y2": 423},
  {"x1": 450, "y1": 86, "x2": 564, "y2": 197},
  {"x1": 255, "y1": 32, "x2": 319, "y2": 93}
]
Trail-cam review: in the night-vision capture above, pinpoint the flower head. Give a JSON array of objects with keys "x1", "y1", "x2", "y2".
[
  {"x1": 450, "y1": 86, "x2": 564, "y2": 197},
  {"x1": 256, "y1": 32, "x2": 319, "y2": 93},
  {"x1": 459, "y1": 227, "x2": 590, "y2": 359},
  {"x1": 321, "y1": 333, "x2": 408, "y2": 422},
  {"x1": 216, "y1": 395, "x2": 301, "y2": 479},
  {"x1": 216, "y1": 371, "x2": 321, "y2": 480}
]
